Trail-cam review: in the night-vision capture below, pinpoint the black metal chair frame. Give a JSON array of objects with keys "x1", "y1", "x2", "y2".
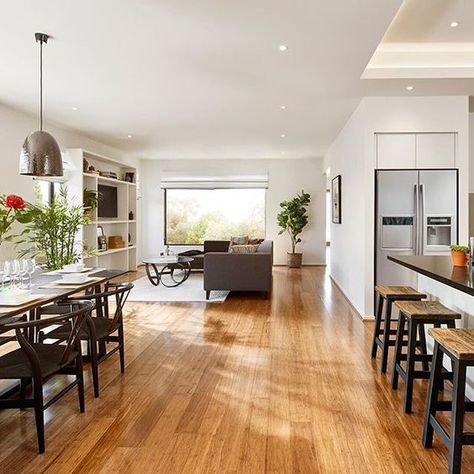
[
  {"x1": 0, "y1": 301, "x2": 93, "y2": 453},
  {"x1": 39, "y1": 283, "x2": 133, "y2": 398}
]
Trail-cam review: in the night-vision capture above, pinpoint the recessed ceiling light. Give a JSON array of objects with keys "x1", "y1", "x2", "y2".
[
  {"x1": 279, "y1": 45, "x2": 288, "y2": 52},
  {"x1": 280, "y1": 105, "x2": 286, "y2": 110},
  {"x1": 450, "y1": 21, "x2": 460, "y2": 28},
  {"x1": 406, "y1": 85, "x2": 414, "y2": 91},
  {"x1": 280, "y1": 133, "x2": 286, "y2": 138},
  {"x1": 72, "y1": 106, "x2": 78, "y2": 111},
  {"x1": 127, "y1": 135, "x2": 132, "y2": 139}
]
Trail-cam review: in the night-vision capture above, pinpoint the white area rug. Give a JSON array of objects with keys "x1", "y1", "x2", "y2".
[{"x1": 128, "y1": 274, "x2": 229, "y2": 303}]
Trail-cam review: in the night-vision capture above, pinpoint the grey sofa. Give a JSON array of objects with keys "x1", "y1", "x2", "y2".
[{"x1": 204, "y1": 240, "x2": 273, "y2": 299}]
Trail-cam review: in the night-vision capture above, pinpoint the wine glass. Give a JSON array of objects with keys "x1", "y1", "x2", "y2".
[
  {"x1": 19, "y1": 259, "x2": 29, "y2": 289},
  {"x1": 3, "y1": 261, "x2": 12, "y2": 291},
  {"x1": 26, "y1": 258, "x2": 36, "y2": 289},
  {"x1": 0, "y1": 262, "x2": 6, "y2": 291},
  {"x1": 11, "y1": 260, "x2": 20, "y2": 290}
]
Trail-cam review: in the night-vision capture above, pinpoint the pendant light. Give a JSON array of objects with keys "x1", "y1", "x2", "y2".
[{"x1": 19, "y1": 33, "x2": 63, "y2": 177}]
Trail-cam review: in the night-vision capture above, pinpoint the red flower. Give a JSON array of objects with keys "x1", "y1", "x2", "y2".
[{"x1": 4, "y1": 194, "x2": 26, "y2": 210}]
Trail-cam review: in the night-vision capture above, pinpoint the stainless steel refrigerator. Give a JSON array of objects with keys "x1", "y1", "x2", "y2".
[{"x1": 375, "y1": 170, "x2": 458, "y2": 288}]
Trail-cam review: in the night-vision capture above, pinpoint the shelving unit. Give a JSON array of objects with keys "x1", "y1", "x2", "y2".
[{"x1": 66, "y1": 149, "x2": 139, "y2": 272}]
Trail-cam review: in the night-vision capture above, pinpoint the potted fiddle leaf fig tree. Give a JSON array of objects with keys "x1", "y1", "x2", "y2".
[{"x1": 277, "y1": 190, "x2": 311, "y2": 268}]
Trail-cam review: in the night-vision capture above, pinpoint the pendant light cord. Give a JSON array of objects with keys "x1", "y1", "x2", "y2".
[{"x1": 39, "y1": 37, "x2": 43, "y2": 131}]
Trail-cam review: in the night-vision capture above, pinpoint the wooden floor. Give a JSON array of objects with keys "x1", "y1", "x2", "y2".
[{"x1": 0, "y1": 266, "x2": 473, "y2": 473}]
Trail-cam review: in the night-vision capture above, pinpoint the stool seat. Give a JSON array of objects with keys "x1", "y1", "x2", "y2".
[
  {"x1": 428, "y1": 329, "x2": 474, "y2": 361},
  {"x1": 375, "y1": 285, "x2": 426, "y2": 300},
  {"x1": 395, "y1": 301, "x2": 462, "y2": 320}
]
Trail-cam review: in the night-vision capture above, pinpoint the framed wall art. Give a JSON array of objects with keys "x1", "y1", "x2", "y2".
[{"x1": 331, "y1": 175, "x2": 342, "y2": 224}]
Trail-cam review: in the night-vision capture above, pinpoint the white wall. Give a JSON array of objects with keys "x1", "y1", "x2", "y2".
[
  {"x1": 469, "y1": 113, "x2": 474, "y2": 236},
  {"x1": 140, "y1": 158, "x2": 326, "y2": 266},
  {"x1": 0, "y1": 102, "x2": 136, "y2": 259},
  {"x1": 325, "y1": 96, "x2": 470, "y2": 317}
]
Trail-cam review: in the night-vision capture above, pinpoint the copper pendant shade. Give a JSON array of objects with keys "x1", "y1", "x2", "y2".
[{"x1": 19, "y1": 33, "x2": 63, "y2": 177}]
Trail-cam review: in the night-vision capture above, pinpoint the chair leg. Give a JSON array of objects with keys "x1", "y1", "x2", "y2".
[
  {"x1": 423, "y1": 342, "x2": 443, "y2": 448},
  {"x1": 90, "y1": 339, "x2": 100, "y2": 398},
  {"x1": 75, "y1": 344, "x2": 85, "y2": 413},
  {"x1": 381, "y1": 299, "x2": 393, "y2": 373},
  {"x1": 448, "y1": 360, "x2": 466, "y2": 474},
  {"x1": 118, "y1": 324, "x2": 125, "y2": 373},
  {"x1": 404, "y1": 320, "x2": 418, "y2": 413},
  {"x1": 371, "y1": 294, "x2": 384, "y2": 359},
  {"x1": 418, "y1": 324, "x2": 429, "y2": 371},
  {"x1": 32, "y1": 376, "x2": 45, "y2": 453},
  {"x1": 19, "y1": 378, "x2": 29, "y2": 410},
  {"x1": 206, "y1": 290, "x2": 210, "y2": 300},
  {"x1": 392, "y1": 311, "x2": 405, "y2": 390}
]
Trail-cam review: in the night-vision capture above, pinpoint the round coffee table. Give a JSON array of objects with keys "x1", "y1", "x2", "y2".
[{"x1": 143, "y1": 256, "x2": 194, "y2": 287}]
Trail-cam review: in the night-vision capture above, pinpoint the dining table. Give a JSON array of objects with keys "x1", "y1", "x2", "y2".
[
  {"x1": 0, "y1": 267, "x2": 126, "y2": 321},
  {"x1": 0, "y1": 267, "x2": 127, "y2": 398}
]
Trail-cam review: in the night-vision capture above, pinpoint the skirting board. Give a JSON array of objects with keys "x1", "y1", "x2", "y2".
[{"x1": 329, "y1": 275, "x2": 374, "y2": 321}]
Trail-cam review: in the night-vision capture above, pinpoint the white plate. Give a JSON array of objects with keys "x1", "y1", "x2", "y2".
[
  {"x1": 58, "y1": 267, "x2": 93, "y2": 274},
  {"x1": 54, "y1": 277, "x2": 97, "y2": 285}
]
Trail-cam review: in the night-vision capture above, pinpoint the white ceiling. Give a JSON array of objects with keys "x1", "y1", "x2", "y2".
[
  {"x1": 364, "y1": 0, "x2": 474, "y2": 79},
  {"x1": 2, "y1": 1, "x2": 474, "y2": 160},
  {"x1": 0, "y1": 0, "x2": 403, "y2": 159}
]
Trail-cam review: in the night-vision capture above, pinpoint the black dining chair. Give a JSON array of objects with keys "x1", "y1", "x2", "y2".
[
  {"x1": 0, "y1": 300, "x2": 94, "y2": 453},
  {"x1": 39, "y1": 282, "x2": 133, "y2": 398}
]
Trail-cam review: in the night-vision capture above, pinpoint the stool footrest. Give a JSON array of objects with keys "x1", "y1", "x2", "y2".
[
  {"x1": 434, "y1": 401, "x2": 474, "y2": 412},
  {"x1": 463, "y1": 433, "x2": 474, "y2": 445}
]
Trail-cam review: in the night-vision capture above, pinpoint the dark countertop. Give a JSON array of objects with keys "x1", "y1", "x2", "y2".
[{"x1": 388, "y1": 255, "x2": 474, "y2": 297}]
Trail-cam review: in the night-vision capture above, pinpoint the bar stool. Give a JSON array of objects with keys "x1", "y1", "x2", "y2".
[
  {"x1": 371, "y1": 286, "x2": 426, "y2": 373},
  {"x1": 391, "y1": 301, "x2": 461, "y2": 413},
  {"x1": 423, "y1": 328, "x2": 474, "y2": 474}
]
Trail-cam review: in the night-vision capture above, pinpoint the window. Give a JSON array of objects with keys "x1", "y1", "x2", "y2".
[
  {"x1": 35, "y1": 180, "x2": 61, "y2": 204},
  {"x1": 165, "y1": 188, "x2": 266, "y2": 245}
]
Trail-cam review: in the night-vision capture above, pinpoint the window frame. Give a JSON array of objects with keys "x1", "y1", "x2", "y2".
[{"x1": 163, "y1": 187, "x2": 267, "y2": 246}]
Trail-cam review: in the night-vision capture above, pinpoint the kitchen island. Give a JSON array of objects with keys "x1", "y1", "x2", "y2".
[{"x1": 388, "y1": 255, "x2": 474, "y2": 398}]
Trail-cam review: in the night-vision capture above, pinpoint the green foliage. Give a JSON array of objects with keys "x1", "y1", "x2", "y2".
[
  {"x1": 17, "y1": 187, "x2": 90, "y2": 270},
  {"x1": 450, "y1": 245, "x2": 469, "y2": 253},
  {"x1": 83, "y1": 188, "x2": 99, "y2": 210},
  {"x1": 277, "y1": 190, "x2": 311, "y2": 253},
  {"x1": 166, "y1": 193, "x2": 265, "y2": 244}
]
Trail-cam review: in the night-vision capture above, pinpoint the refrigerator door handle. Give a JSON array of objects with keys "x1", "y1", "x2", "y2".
[
  {"x1": 420, "y1": 183, "x2": 425, "y2": 255},
  {"x1": 414, "y1": 184, "x2": 419, "y2": 255}
]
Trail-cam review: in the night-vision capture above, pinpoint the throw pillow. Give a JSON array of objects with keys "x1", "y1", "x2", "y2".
[
  {"x1": 230, "y1": 236, "x2": 249, "y2": 245},
  {"x1": 248, "y1": 238, "x2": 264, "y2": 245},
  {"x1": 230, "y1": 244, "x2": 259, "y2": 254}
]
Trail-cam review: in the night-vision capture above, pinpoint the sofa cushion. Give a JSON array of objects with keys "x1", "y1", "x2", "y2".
[
  {"x1": 230, "y1": 244, "x2": 259, "y2": 254},
  {"x1": 204, "y1": 240, "x2": 231, "y2": 253}
]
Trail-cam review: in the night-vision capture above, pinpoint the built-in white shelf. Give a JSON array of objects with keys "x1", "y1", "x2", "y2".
[
  {"x1": 91, "y1": 220, "x2": 136, "y2": 225},
  {"x1": 97, "y1": 246, "x2": 136, "y2": 256},
  {"x1": 67, "y1": 149, "x2": 139, "y2": 272},
  {"x1": 83, "y1": 172, "x2": 137, "y2": 187}
]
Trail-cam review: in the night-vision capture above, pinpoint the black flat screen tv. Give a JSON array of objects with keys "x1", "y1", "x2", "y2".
[{"x1": 98, "y1": 184, "x2": 118, "y2": 218}]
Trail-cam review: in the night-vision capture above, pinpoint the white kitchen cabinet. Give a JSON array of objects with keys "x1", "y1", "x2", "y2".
[
  {"x1": 376, "y1": 134, "x2": 416, "y2": 169},
  {"x1": 415, "y1": 133, "x2": 455, "y2": 169}
]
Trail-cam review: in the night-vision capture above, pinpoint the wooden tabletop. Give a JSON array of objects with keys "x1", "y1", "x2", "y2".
[{"x1": 0, "y1": 268, "x2": 127, "y2": 321}]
